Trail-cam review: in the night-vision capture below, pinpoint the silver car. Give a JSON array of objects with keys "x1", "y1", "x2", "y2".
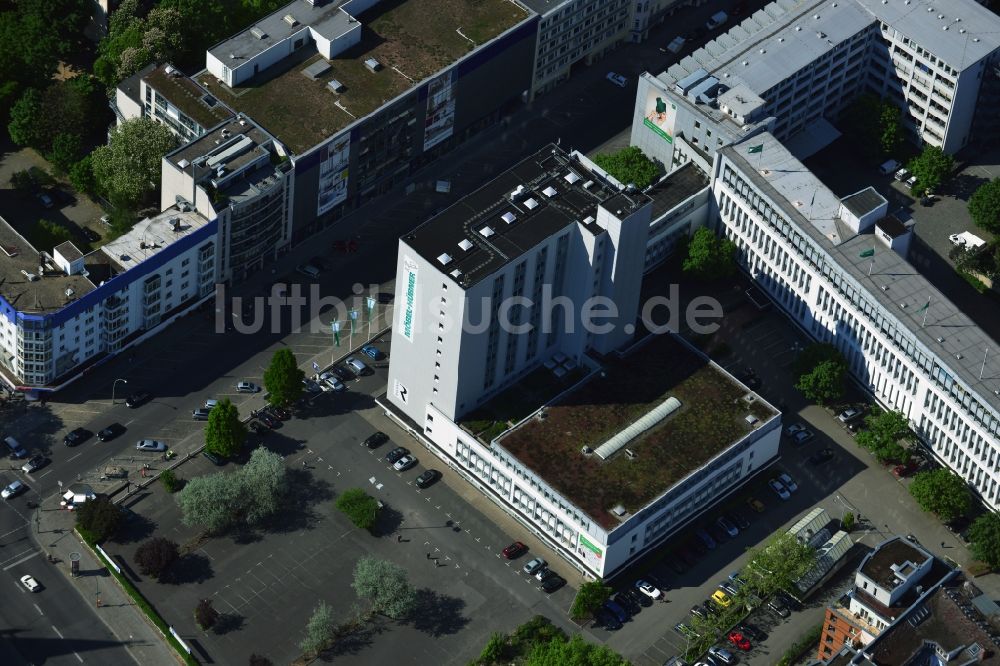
[
  {"x1": 523, "y1": 557, "x2": 547, "y2": 576},
  {"x1": 136, "y1": 439, "x2": 167, "y2": 452}
]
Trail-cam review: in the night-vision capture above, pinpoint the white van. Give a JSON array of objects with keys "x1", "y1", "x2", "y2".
[
  {"x1": 705, "y1": 11, "x2": 728, "y2": 30},
  {"x1": 3, "y1": 436, "x2": 27, "y2": 459}
]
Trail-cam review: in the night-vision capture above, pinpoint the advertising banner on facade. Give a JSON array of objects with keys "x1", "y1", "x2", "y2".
[
  {"x1": 317, "y1": 134, "x2": 351, "y2": 216},
  {"x1": 578, "y1": 533, "x2": 604, "y2": 569},
  {"x1": 642, "y1": 88, "x2": 676, "y2": 144},
  {"x1": 399, "y1": 256, "x2": 418, "y2": 342},
  {"x1": 423, "y1": 70, "x2": 457, "y2": 151}
]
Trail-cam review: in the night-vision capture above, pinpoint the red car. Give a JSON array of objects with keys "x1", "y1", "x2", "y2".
[
  {"x1": 893, "y1": 461, "x2": 918, "y2": 477},
  {"x1": 502, "y1": 541, "x2": 527, "y2": 559},
  {"x1": 728, "y1": 630, "x2": 752, "y2": 651}
]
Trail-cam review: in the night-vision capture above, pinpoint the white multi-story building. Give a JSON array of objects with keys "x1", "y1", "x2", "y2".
[
  {"x1": 381, "y1": 145, "x2": 777, "y2": 578},
  {"x1": 0, "y1": 210, "x2": 216, "y2": 391},
  {"x1": 631, "y1": 0, "x2": 1000, "y2": 171},
  {"x1": 713, "y1": 131, "x2": 1000, "y2": 509}
]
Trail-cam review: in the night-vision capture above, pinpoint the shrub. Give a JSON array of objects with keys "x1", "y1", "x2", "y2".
[
  {"x1": 841, "y1": 512, "x2": 856, "y2": 532},
  {"x1": 159, "y1": 469, "x2": 181, "y2": 493},
  {"x1": 335, "y1": 488, "x2": 380, "y2": 531},
  {"x1": 134, "y1": 537, "x2": 179, "y2": 579},
  {"x1": 195, "y1": 598, "x2": 218, "y2": 630}
]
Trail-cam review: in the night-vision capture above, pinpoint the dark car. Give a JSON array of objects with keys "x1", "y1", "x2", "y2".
[
  {"x1": 264, "y1": 405, "x2": 291, "y2": 421},
  {"x1": 690, "y1": 605, "x2": 709, "y2": 620},
  {"x1": 602, "y1": 600, "x2": 629, "y2": 623},
  {"x1": 202, "y1": 450, "x2": 226, "y2": 466},
  {"x1": 809, "y1": 448, "x2": 836, "y2": 465},
  {"x1": 81, "y1": 228, "x2": 100, "y2": 243},
  {"x1": 125, "y1": 391, "x2": 151, "y2": 408},
  {"x1": 625, "y1": 586, "x2": 652, "y2": 608},
  {"x1": 541, "y1": 572, "x2": 565, "y2": 593},
  {"x1": 596, "y1": 609, "x2": 622, "y2": 631},
  {"x1": 614, "y1": 592, "x2": 639, "y2": 616},
  {"x1": 415, "y1": 469, "x2": 441, "y2": 488},
  {"x1": 708, "y1": 522, "x2": 729, "y2": 544},
  {"x1": 727, "y1": 509, "x2": 751, "y2": 530},
  {"x1": 363, "y1": 431, "x2": 388, "y2": 449},
  {"x1": 385, "y1": 446, "x2": 409, "y2": 464},
  {"x1": 21, "y1": 454, "x2": 49, "y2": 473},
  {"x1": 258, "y1": 412, "x2": 279, "y2": 428},
  {"x1": 737, "y1": 623, "x2": 767, "y2": 642},
  {"x1": 502, "y1": 541, "x2": 527, "y2": 559},
  {"x1": 249, "y1": 419, "x2": 270, "y2": 433},
  {"x1": 98, "y1": 423, "x2": 126, "y2": 442},
  {"x1": 64, "y1": 427, "x2": 92, "y2": 447},
  {"x1": 330, "y1": 365, "x2": 353, "y2": 381}
]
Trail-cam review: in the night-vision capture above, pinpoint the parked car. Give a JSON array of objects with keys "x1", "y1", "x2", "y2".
[
  {"x1": 665, "y1": 555, "x2": 688, "y2": 574},
  {"x1": 894, "y1": 168, "x2": 909, "y2": 182},
  {"x1": 708, "y1": 646, "x2": 736, "y2": 664},
  {"x1": 346, "y1": 357, "x2": 371, "y2": 376},
  {"x1": 606, "y1": 72, "x2": 627, "y2": 87},
  {"x1": 319, "y1": 372, "x2": 345, "y2": 392},
  {"x1": 415, "y1": 469, "x2": 441, "y2": 488},
  {"x1": 384, "y1": 446, "x2": 409, "y2": 464},
  {"x1": 81, "y1": 227, "x2": 100, "y2": 243},
  {"x1": 746, "y1": 496, "x2": 765, "y2": 513},
  {"x1": 737, "y1": 623, "x2": 766, "y2": 641},
  {"x1": 716, "y1": 515, "x2": 739, "y2": 537},
  {"x1": 728, "y1": 571, "x2": 748, "y2": 587},
  {"x1": 613, "y1": 592, "x2": 639, "y2": 615},
  {"x1": 330, "y1": 365, "x2": 353, "y2": 381},
  {"x1": 769, "y1": 478, "x2": 791, "y2": 500},
  {"x1": 136, "y1": 439, "x2": 167, "y2": 452},
  {"x1": 540, "y1": 572, "x2": 565, "y2": 593},
  {"x1": 708, "y1": 522, "x2": 729, "y2": 543},
  {"x1": 360, "y1": 344, "x2": 384, "y2": 360},
  {"x1": 98, "y1": 423, "x2": 126, "y2": 442},
  {"x1": 838, "y1": 406, "x2": 863, "y2": 423},
  {"x1": 296, "y1": 264, "x2": 320, "y2": 278},
  {"x1": 809, "y1": 448, "x2": 836, "y2": 465},
  {"x1": 2, "y1": 480, "x2": 26, "y2": 499},
  {"x1": 363, "y1": 431, "x2": 388, "y2": 449},
  {"x1": 598, "y1": 609, "x2": 623, "y2": 630},
  {"x1": 265, "y1": 405, "x2": 291, "y2": 420},
  {"x1": 21, "y1": 455, "x2": 48, "y2": 474},
  {"x1": 792, "y1": 429, "x2": 815, "y2": 445},
  {"x1": 624, "y1": 586, "x2": 651, "y2": 608},
  {"x1": 783, "y1": 422, "x2": 805, "y2": 437},
  {"x1": 392, "y1": 455, "x2": 416, "y2": 471},
  {"x1": 502, "y1": 541, "x2": 527, "y2": 559},
  {"x1": 768, "y1": 597, "x2": 791, "y2": 618},
  {"x1": 236, "y1": 381, "x2": 260, "y2": 393},
  {"x1": 302, "y1": 378, "x2": 323, "y2": 394},
  {"x1": 20, "y1": 574, "x2": 40, "y2": 592},
  {"x1": 905, "y1": 175, "x2": 918, "y2": 188},
  {"x1": 192, "y1": 408, "x2": 212, "y2": 421},
  {"x1": 36, "y1": 191, "x2": 54, "y2": 208},
  {"x1": 125, "y1": 391, "x2": 151, "y2": 408},
  {"x1": 695, "y1": 528, "x2": 717, "y2": 550},
  {"x1": 64, "y1": 427, "x2": 92, "y2": 447},
  {"x1": 635, "y1": 579, "x2": 662, "y2": 600},
  {"x1": 308, "y1": 256, "x2": 327, "y2": 271},
  {"x1": 727, "y1": 509, "x2": 750, "y2": 530},
  {"x1": 711, "y1": 590, "x2": 732, "y2": 608},
  {"x1": 893, "y1": 461, "x2": 919, "y2": 477},
  {"x1": 202, "y1": 450, "x2": 226, "y2": 466},
  {"x1": 690, "y1": 605, "x2": 709, "y2": 620},
  {"x1": 523, "y1": 557, "x2": 547, "y2": 576},
  {"x1": 602, "y1": 600, "x2": 629, "y2": 623},
  {"x1": 719, "y1": 580, "x2": 740, "y2": 596},
  {"x1": 778, "y1": 472, "x2": 798, "y2": 493}
]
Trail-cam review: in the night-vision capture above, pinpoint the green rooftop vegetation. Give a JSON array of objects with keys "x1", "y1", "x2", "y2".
[
  {"x1": 201, "y1": 0, "x2": 527, "y2": 154},
  {"x1": 499, "y1": 334, "x2": 775, "y2": 529}
]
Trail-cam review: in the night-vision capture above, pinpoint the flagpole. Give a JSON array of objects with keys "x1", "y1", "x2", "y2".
[{"x1": 981, "y1": 347, "x2": 989, "y2": 380}]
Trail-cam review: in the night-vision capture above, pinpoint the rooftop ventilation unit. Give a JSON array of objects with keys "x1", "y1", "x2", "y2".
[
  {"x1": 364, "y1": 58, "x2": 382, "y2": 72},
  {"x1": 542, "y1": 186, "x2": 557, "y2": 197},
  {"x1": 611, "y1": 504, "x2": 627, "y2": 517},
  {"x1": 457, "y1": 239, "x2": 473, "y2": 251},
  {"x1": 250, "y1": 26, "x2": 267, "y2": 40},
  {"x1": 509, "y1": 184, "x2": 525, "y2": 201},
  {"x1": 583, "y1": 215, "x2": 596, "y2": 225},
  {"x1": 177, "y1": 159, "x2": 190, "y2": 169},
  {"x1": 564, "y1": 172, "x2": 581, "y2": 184},
  {"x1": 20, "y1": 270, "x2": 38, "y2": 282},
  {"x1": 449, "y1": 269, "x2": 462, "y2": 279},
  {"x1": 65, "y1": 287, "x2": 75, "y2": 299},
  {"x1": 479, "y1": 226, "x2": 495, "y2": 238},
  {"x1": 583, "y1": 180, "x2": 594, "y2": 189},
  {"x1": 436, "y1": 253, "x2": 452, "y2": 266},
  {"x1": 283, "y1": 14, "x2": 298, "y2": 26},
  {"x1": 500, "y1": 212, "x2": 516, "y2": 224},
  {"x1": 524, "y1": 197, "x2": 539, "y2": 210},
  {"x1": 327, "y1": 79, "x2": 344, "y2": 93}
]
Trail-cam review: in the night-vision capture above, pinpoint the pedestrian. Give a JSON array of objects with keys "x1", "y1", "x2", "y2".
[{"x1": 426, "y1": 552, "x2": 430, "y2": 559}]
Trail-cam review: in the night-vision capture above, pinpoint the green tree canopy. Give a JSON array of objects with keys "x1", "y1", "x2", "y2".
[
  {"x1": 682, "y1": 227, "x2": 737, "y2": 279},
  {"x1": 335, "y1": 487, "x2": 381, "y2": 531},
  {"x1": 909, "y1": 469, "x2": 971, "y2": 523},
  {"x1": 91, "y1": 118, "x2": 177, "y2": 209},
  {"x1": 525, "y1": 634, "x2": 629, "y2": 666},
  {"x1": 592, "y1": 146, "x2": 660, "y2": 190},
  {"x1": 194, "y1": 598, "x2": 219, "y2": 630},
  {"x1": 352, "y1": 556, "x2": 417, "y2": 619},
  {"x1": 969, "y1": 513, "x2": 1000, "y2": 569},
  {"x1": 855, "y1": 410, "x2": 913, "y2": 464},
  {"x1": 878, "y1": 101, "x2": 904, "y2": 157},
  {"x1": 742, "y1": 532, "x2": 816, "y2": 598},
  {"x1": 839, "y1": 94, "x2": 902, "y2": 159},
  {"x1": 34, "y1": 219, "x2": 73, "y2": 252},
  {"x1": 134, "y1": 537, "x2": 180, "y2": 579},
  {"x1": 204, "y1": 398, "x2": 247, "y2": 458},
  {"x1": 75, "y1": 495, "x2": 123, "y2": 542},
  {"x1": 795, "y1": 358, "x2": 845, "y2": 405},
  {"x1": 263, "y1": 348, "x2": 304, "y2": 406},
  {"x1": 569, "y1": 580, "x2": 612, "y2": 620},
  {"x1": 907, "y1": 145, "x2": 954, "y2": 195},
  {"x1": 299, "y1": 601, "x2": 336, "y2": 655},
  {"x1": 7, "y1": 76, "x2": 103, "y2": 158},
  {"x1": 969, "y1": 179, "x2": 1000, "y2": 234}
]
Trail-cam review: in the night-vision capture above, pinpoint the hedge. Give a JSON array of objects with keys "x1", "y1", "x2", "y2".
[{"x1": 777, "y1": 623, "x2": 823, "y2": 666}]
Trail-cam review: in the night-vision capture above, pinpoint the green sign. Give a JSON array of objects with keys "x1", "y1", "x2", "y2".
[
  {"x1": 579, "y1": 534, "x2": 603, "y2": 559},
  {"x1": 643, "y1": 117, "x2": 673, "y2": 143}
]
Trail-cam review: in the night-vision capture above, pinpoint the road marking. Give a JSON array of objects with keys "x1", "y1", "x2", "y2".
[
  {"x1": 124, "y1": 419, "x2": 135, "y2": 426},
  {"x1": 2, "y1": 549, "x2": 40, "y2": 570},
  {"x1": 74, "y1": 652, "x2": 83, "y2": 663},
  {"x1": 51, "y1": 625, "x2": 64, "y2": 639},
  {"x1": 34, "y1": 603, "x2": 43, "y2": 615},
  {"x1": 67, "y1": 452, "x2": 84, "y2": 463}
]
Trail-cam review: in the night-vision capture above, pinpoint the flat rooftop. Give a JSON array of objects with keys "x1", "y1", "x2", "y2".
[
  {"x1": 0, "y1": 217, "x2": 97, "y2": 315},
  {"x1": 496, "y1": 332, "x2": 776, "y2": 530},
  {"x1": 720, "y1": 131, "x2": 1000, "y2": 420},
  {"x1": 200, "y1": 0, "x2": 528, "y2": 153},
  {"x1": 404, "y1": 145, "x2": 649, "y2": 289},
  {"x1": 144, "y1": 64, "x2": 233, "y2": 130},
  {"x1": 100, "y1": 209, "x2": 212, "y2": 273},
  {"x1": 859, "y1": 539, "x2": 930, "y2": 588},
  {"x1": 646, "y1": 161, "x2": 710, "y2": 219}
]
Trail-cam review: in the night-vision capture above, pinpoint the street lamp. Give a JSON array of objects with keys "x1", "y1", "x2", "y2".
[{"x1": 111, "y1": 378, "x2": 127, "y2": 405}]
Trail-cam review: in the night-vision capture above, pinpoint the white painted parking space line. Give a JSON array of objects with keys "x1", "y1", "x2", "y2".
[
  {"x1": 74, "y1": 652, "x2": 83, "y2": 663},
  {"x1": 34, "y1": 603, "x2": 43, "y2": 615},
  {"x1": 51, "y1": 625, "x2": 64, "y2": 639}
]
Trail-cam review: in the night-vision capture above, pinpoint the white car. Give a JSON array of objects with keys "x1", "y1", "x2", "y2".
[
  {"x1": 838, "y1": 407, "x2": 862, "y2": 423},
  {"x1": 905, "y1": 175, "x2": 918, "y2": 188},
  {"x1": 135, "y1": 439, "x2": 167, "y2": 452},
  {"x1": 894, "y1": 168, "x2": 909, "y2": 182},
  {"x1": 949, "y1": 233, "x2": 966, "y2": 246},
  {"x1": 393, "y1": 454, "x2": 416, "y2": 472},
  {"x1": 318, "y1": 372, "x2": 345, "y2": 392},
  {"x1": 635, "y1": 579, "x2": 662, "y2": 600},
  {"x1": 778, "y1": 472, "x2": 798, "y2": 493},
  {"x1": 236, "y1": 381, "x2": 260, "y2": 393},
  {"x1": 769, "y1": 478, "x2": 791, "y2": 500},
  {"x1": 606, "y1": 72, "x2": 627, "y2": 88},
  {"x1": 20, "y1": 575, "x2": 40, "y2": 592}
]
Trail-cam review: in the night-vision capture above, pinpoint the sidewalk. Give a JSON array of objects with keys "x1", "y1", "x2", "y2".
[{"x1": 32, "y1": 496, "x2": 182, "y2": 666}]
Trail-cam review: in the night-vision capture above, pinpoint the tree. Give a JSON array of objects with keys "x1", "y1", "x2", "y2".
[
  {"x1": 352, "y1": 556, "x2": 417, "y2": 619},
  {"x1": 570, "y1": 580, "x2": 612, "y2": 620},
  {"x1": 878, "y1": 101, "x2": 904, "y2": 157},
  {"x1": 682, "y1": 227, "x2": 737, "y2": 279},
  {"x1": 8, "y1": 76, "x2": 103, "y2": 156},
  {"x1": 592, "y1": 146, "x2": 660, "y2": 190},
  {"x1": 969, "y1": 179, "x2": 1000, "y2": 234},
  {"x1": 299, "y1": 601, "x2": 337, "y2": 654},
  {"x1": 794, "y1": 359, "x2": 845, "y2": 405},
  {"x1": 909, "y1": 469, "x2": 971, "y2": 523},
  {"x1": 742, "y1": 532, "x2": 816, "y2": 598},
  {"x1": 91, "y1": 118, "x2": 177, "y2": 209},
  {"x1": 968, "y1": 513, "x2": 1000, "y2": 569},
  {"x1": 176, "y1": 472, "x2": 239, "y2": 534},
  {"x1": 69, "y1": 156, "x2": 97, "y2": 195},
  {"x1": 49, "y1": 132, "x2": 84, "y2": 174},
  {"x1": 204, "y1": 398, "x2": 247, "y2": 458},
  {"x1": 34, "y1": 219, "x2": 73, "y2": 251},
  {"x1": 855, "y1": 409, "x2": 913, "y2": 464},
  {"x1": 134, "y1": 537, "x2": 179, "y2": 579},
  {"x1": 7, "y1": 88, "x2": 45, "y2": 147},
  {"x1": 335, "y1": 488, "x2": 381, "y2": 531},
  {"x1": 75, "y1": 496, "x2": 123, "y2": 542},
  {"x1": 160, "y1": 469, "x2": 182, "y2": 493},
  {"x1": 907, "y1": 145, "x2": 954, "y2": 195},
  {"x1": 525, "y1": 634, "x2": 628, "y2": 666},
  {"x1": 239, "y1": 447, "x2": 288, "y2": 526},
  {"x1": 195, "y1": 599, "x2": 219, "y2": 630},
  {"x1": 263, "y1": 348, "x2": 304, "y2": 406}
]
